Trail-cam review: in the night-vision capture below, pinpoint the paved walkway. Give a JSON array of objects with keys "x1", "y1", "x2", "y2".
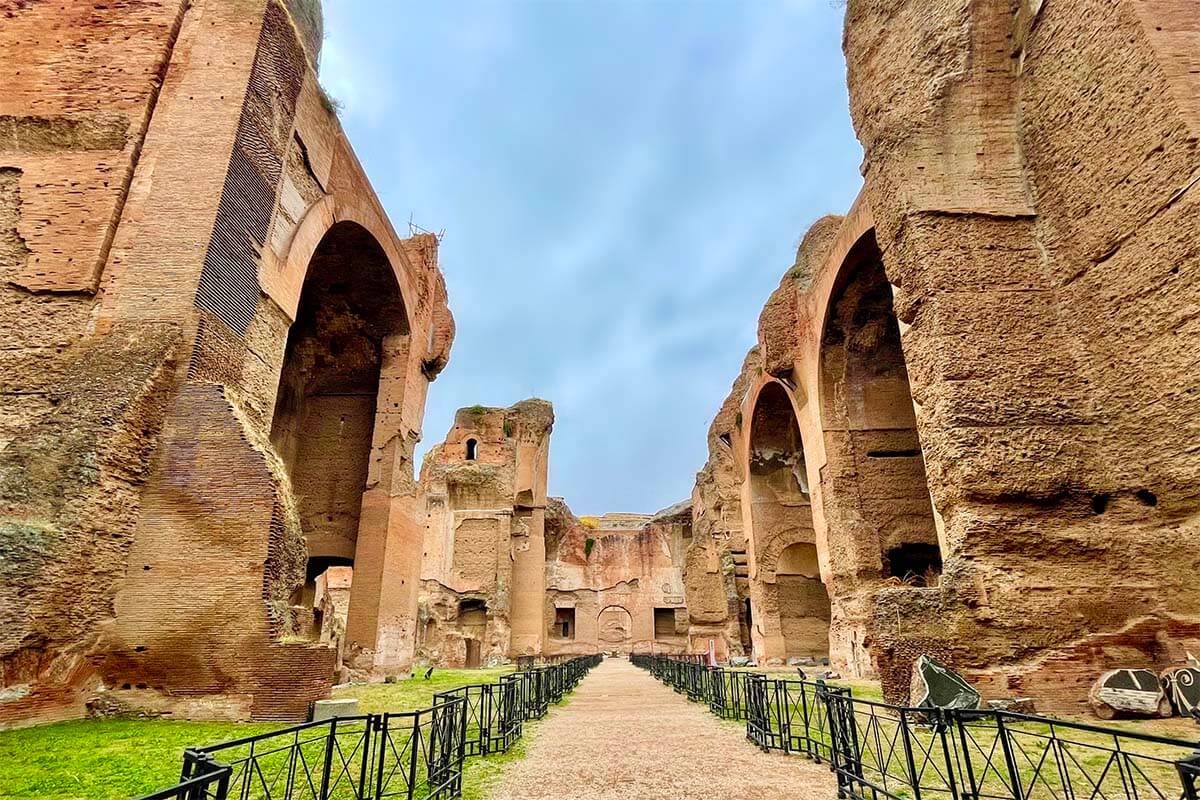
[{"x1": 489, "y1": 658, "x2": 837, "y2": 800}]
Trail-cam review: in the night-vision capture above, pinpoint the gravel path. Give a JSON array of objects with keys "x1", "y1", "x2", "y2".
[{"x1": 488, "y1": 658, "x2": 837, "y2": 800}]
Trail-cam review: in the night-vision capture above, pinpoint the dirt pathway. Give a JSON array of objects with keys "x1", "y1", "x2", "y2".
[{"x1": 488, "y1": 657, "x2": 837, "y2": 800}]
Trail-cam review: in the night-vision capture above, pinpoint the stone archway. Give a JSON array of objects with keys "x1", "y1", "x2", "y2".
[
  {"x1": 597, "y1": 606, "x2": 634, "y2": 650},
  {"x1": 817, "y1": 229, "x2": 942, "y2": 674},
  {"x1": 744, "y1": 380, "x2": 822, "y2": 663},
  {"x1": 269, "y1": 220, "x2": 411, "y2": 659}
]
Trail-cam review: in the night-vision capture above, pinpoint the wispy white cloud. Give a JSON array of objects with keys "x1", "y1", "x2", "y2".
[{"x1": 322, "y1": 0, "x2": 863, "y2": 513}]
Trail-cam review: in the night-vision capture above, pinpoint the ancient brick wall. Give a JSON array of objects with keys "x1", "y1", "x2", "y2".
[
  {"x1": 686, "y1": 0, "x2": 1200, "y2": 709},
  {"x1": 544, "y1": 507, "x2": 691, "y2": 657},
  {"x1": 837, "y1": 0, "x2": 1200, "y2": 710},
  {"x1": 1, "y1": 0, "x2": 454, "y2": 726},
  {"x1": 0, "y1": 0, "x2": 192, "y2": 726},
  {"x1": 684, "y1": 349, "x2": 763, "y2": 659},
  {"x1": 416, "y1": 401, "x2": 552, "y2": 667}
]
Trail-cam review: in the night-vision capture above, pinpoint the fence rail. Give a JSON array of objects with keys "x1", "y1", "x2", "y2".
[
  {"x1": 632, "y1": 654, "x2": 1200, "y2": 800},
  {"x1": 137, "y1": 655, "x2": 601, "y2": 800}
]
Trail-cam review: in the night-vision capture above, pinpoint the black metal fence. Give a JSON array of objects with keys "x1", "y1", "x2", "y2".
[
  {"x1": 633, "y1": 654, "x2": 1200, "y2": 800},
  {"x1": 137, "y1": 655, "x2": 601, "y2": 800}
]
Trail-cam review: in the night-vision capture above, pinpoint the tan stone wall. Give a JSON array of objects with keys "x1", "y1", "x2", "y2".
[
  {"x1": 417, "y1": 401, "x2": 553, "y2": 666},
  {"x1": 544, "y1": 507, "x2": 691, "y2": 657},
  {"x1": 685, "y1": 0, "x2": 1200, "y2": 710}
]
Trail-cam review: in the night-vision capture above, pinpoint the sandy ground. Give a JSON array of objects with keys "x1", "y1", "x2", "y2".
[{"x1": 488, "y1": 658, "x2": 838, "y2": 800}]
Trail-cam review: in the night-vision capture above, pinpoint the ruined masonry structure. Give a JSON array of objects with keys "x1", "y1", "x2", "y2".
[
  {"x1": 416, "y1": 401, "x2": 554, "y2": 666},
  {"x1": 415, "y1": 401, "x2": 691, "y2": 665},
  {"x1": 0, "y1": 0, "x2": 454, "y2": 726},
  {"x1": 685, "y1": 0, "x2": 1200, "y2": 712}
]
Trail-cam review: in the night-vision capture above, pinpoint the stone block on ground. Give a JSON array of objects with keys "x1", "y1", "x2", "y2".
[
  {"x1": 1088, "y1": 669, "x2": 1171, "y2": 720},
  {"x1": 1161, "y1": 667, "x2": 1200, "y2": 719},
  {"x1": 312, "y1": 698, "x2": 358, "y2": 721},
  {"x1": 987, "y1": 698, "x2": 1036, "y2": 715},
  {"x1": 910, "y1": 655, "x2": 981, "y2": 711}
]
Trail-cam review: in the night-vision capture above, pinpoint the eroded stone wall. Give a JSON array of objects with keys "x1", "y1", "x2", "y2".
[
  {"x1": 416, "y1": 401, "x2": 694, "y2": 663},
  {"x1": 687, "y1": 0, "x2": 1200, "y2": 711},
  {"x1": 1, "y1": 0, "x2": 453, "y2": 727},
  {"x1": 544, "y1": 505, "x2": 691, "y2": 657},
  {"x1": 416, "y1": 401, "x2": 553, "y2": 667}
]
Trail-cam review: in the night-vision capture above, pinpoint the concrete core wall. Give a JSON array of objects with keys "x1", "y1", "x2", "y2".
[
  {"x1": 415, "y1": 401, "x2": 693, "y2": 664},
  {"x1": 685, "y1": 0, "x2": 1200, "y2": 713}
]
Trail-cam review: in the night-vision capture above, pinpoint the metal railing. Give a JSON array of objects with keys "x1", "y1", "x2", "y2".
[
  {"x1": 632, "y1": 654, "x2": 1200, "y2": 800},
  {"x1": 136, "y1": 655, "x2": 601, "y2": 800}
]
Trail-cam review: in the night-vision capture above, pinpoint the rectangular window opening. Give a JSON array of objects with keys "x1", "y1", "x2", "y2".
[
  {"x1": 554, "y1": 607, "x2": 575, "y2": 640},
  {"x1": 866, "y1": 449, "x2": 921, "y2": 459},
  {"x1": 654, "y1": 607, "x2": 678, "y2": 638}
]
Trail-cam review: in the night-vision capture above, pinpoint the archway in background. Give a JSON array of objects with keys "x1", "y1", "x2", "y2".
[
  {"x1": 746, "y1": 381, "x2": 823, "y2": 661},
  {"x1": 776, "y1": 543, "x2": 831, "y2": 659},
  {"x1": 597, "y1": 605, "x2": 634, "y2": 650},
  {"x1": 819, "y1": 231, "x2": 941, "y2": 587},
  {"x1": 270, "y1": 221, "x2": 409, "y2": 612}
]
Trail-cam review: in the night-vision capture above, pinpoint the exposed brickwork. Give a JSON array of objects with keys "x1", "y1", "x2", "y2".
[{"x1": 0, "y1": 0, "x2": 453, "y2": 727}]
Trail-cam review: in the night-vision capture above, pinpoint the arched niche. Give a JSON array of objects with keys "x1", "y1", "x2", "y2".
[
  {"x1": 818, "y1": 230, "x2": 941, "y2": 586},
  {"x1": 776, "y1": 542, "x2": 831, "y2": 659},
  {"x1": 745, "y1": 380, "x2": 822, "y2": 661},
  {"x1": 269, "y1": 221, "x2": 409, "y2": 580},
  {"x1": 597, "y1": 606, "x2": 633, "y2": 646}
]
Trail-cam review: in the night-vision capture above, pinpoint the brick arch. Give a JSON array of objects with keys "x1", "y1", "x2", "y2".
[
  {"x1": 741, "y1": 378, "x2": 814, "y2": 580},
  {"x1": 267, "y1": 193, "x2": 419, "y2": 333},
  {"x1": 596, "y1": 605, "x2": 634, "y2": 645},
  {"x1": 815, "y1": 226, "x2": 941, "y2": 586},
  {"x1": 740, "y1": 378, "x2": 827, "y2": 663}
]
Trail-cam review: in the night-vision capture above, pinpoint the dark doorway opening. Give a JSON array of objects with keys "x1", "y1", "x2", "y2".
[
  {"x1": 884, "y1": 543, "x2": 942, "y2": 586},
  {"x1": 554, "y1": 607, "x2": 576, "y2": 640},
  {"x1": 654, "y1": 608, "x2": 678, "y2": 639}
]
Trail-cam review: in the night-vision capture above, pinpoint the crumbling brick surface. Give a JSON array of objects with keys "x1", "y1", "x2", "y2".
[
  {"x1": 0, "y1": 325, "x2": 182, "y2": 724},
  {"x1": 1, "y1": 0, "x2": 453, "y2": 726},
  {"x1": 417, "y1": 401, "x2": 552, "y2": 665}
]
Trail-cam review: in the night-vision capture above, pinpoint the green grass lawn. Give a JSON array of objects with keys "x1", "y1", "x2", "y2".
[{"x1": 0, "y1": 666, "x2": 517, "y2": 800}]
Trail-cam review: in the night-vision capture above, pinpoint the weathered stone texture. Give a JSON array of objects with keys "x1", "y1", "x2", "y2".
[
  {"x1": 417, "y1": 401, "x2": 553, "y2": 666},
  {"x1": 1, "y1": 0, "x2": 453, "y2": 727},
  {"x1": 544, "y1": 505, "x2": 691, "y2": 657},
  {"x1": 683, "y1": 0, "x2": 1200, "y2": 709}
]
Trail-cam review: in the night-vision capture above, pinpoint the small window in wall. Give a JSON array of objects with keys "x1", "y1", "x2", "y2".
[
  {"x1": 554, "y1": 607, "x2": 575, "y2": 639},
  {"x1": 465, "y1": 438, "x2": 478, "y2": 460},
  {"x1": 884, "y1": 543, "x2": 942, "y2": 587},
  {"x1": 654, "y1": 608, "x2": 678, "y2": 638}
]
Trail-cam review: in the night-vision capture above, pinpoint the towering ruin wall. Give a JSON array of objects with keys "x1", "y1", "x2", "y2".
[
  {"x1": 415, "y1": 399, "x2": 694, "y2": 664},
  {"x1": 688, "y1": 0, "x2": 1200, "y2": 711},
  {"x1": 1, "y1": 0, "x2": 454, "y2": 727},
  {"x1": 685, "y1": 348, "x2": 763, "y2": 660},
  {"x1": 840, "y1": 0, "x2": 1200, "y2": 710},
  {"x1": 416, "y1": 400, "x2": 554, "y2": 667}
]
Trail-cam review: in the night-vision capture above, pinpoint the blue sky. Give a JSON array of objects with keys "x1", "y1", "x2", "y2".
[{"x1": 320, "y1": 0, "x2": 863, "y2": 515}]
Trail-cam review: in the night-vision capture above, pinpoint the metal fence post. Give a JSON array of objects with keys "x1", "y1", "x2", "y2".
[
  {"x1": 899, "y1": 711, "x2": 923, "y2": 800},
  {"x1": 1178, "y1": 752, "x2": 1200, "y2": 800},
  {"x1": 319, "y1": 718, "x2": 337, "y2": 800},
  {"x1": 358, "y1": 715, "x2": 374, "y2": 800},
  {"x1": 407, "y1": 715, "x2": 420, "y2": 800},
  {"x1": 996, "y1": 714, "x2": 1024, "y2": 800},
  {"x1": 933, "y1": 709, "x2": 961, "y2": 800}
]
